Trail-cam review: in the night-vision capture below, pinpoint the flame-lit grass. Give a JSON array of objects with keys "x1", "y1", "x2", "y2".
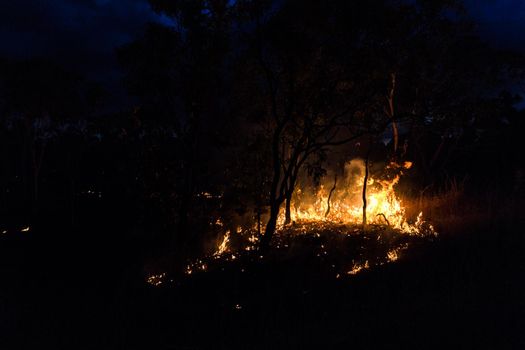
[
  {"x1": 145, "y1": 160, "x2": 436, "y2": 287},
  {"x1": 214, "y1": 230, "x2": 230, "y2": 256},
  {"x1": 279, "y1": 160, "x2": 435, "y2": 236},
  {"x1": 146, "y1": 221, "x2": 432, "y2": 287}
]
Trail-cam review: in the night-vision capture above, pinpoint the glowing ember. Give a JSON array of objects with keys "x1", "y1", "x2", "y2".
[
  {"x1": 145, "y1": 160, "x2": 436, "y2": 288},
  {"x1": 387, "y1": 249, "x2": 400, "y2": 262},
  {"x1": 147, "y1": 272, "x2": 166, "y2": 286},
  {"x1": 347, "y1": 260, "x2": 370, "y2": 275}
]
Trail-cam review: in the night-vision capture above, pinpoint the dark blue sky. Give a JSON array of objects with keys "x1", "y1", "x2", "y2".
[
  {"x1": 0, "y1": 0, "x2": 523, "y2": 107},
  {"x1": 465, "y1": 0, "x2": 525, "y2": 51},
  {"x1": 0, "y1": 0, "x2": 170, "y2": 85}
]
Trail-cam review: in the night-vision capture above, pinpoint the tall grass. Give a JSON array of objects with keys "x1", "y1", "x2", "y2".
[{"x1": 405, "y1": 176, "x2": 524, "y2": 236}]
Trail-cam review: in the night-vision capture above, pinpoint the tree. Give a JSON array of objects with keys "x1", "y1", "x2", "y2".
[
  {"x1": 120, "y1": 0, "x2": 525, "y2": 251},
  {"x1": 0, "y1": 58, "x2": 96, "y2": 216},
  {"x1": 234, "y1": 0, "x2": 445, "y2": 246},
  {"x1": 119, "y1": 0, "x2": 237, "y2": 255}
]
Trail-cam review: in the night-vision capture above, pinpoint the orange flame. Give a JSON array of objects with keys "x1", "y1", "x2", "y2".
[{"x1": 278, "y1": 159, "x2": 435, "y2": 236}]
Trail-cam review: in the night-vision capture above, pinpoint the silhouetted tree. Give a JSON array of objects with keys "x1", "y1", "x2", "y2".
[
  {"x1": 119, "y1": 0, "x2": 237, "y2": 255},
  {"x1": 0, "y1": 58, "x2": 98, "y2": 217},
  {"x1": 119, "y1": 0, "x2": 525, "y2": 251}
]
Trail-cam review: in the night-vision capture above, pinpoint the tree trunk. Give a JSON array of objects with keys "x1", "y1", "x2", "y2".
[
  {"x1": 30, "y1": 140, "x2": 46, "y2": 216},
  {"x1": 387, "y1": 72, "x2": 398, "y2": 153},
  {"x1": 262, "y1": 118, "x2": 285, "y2": 247},
  {"x1": 325, "y1": 175, "x2": 337, "y2": 218},
  {"x1": 257, "y1": 209, "x2": 261, "y2": 236},
  {"x1": 284, "y1": 190, "x2": 292, "y2": 225},
  {"x1": 429, "y1": 137, "x2": 446, "y2": 168},
  {"x1": 70, "y1": 177, "x2": 76, "y2": 228},
  {"x1": 362, "y1": 152, "x2": 370, "y2": 229},
  {"x1": 261, "y1": 202, "x2": 280, "y2": 250},
  {"x1": 283, "y1": 165, "x2": 301, "y2": 225},
  {"x1": 33, "y1": 165, "x2": 40, "y2": 208}
]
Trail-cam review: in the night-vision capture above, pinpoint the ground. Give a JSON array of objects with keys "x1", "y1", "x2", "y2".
[{"x1": 0, "y1": 220, "x2": 523, "y2": 349}]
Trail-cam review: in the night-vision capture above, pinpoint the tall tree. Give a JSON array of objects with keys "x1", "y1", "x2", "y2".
[
  {"x1": 234, "y1": 0, "x2": 436, "y2": 246},
  {"x1": 119, "y1": 0, "x2": 237, "y2": 254},
  {"x1": 0, "y1": 58, "x2": 95, "y2": 216}
]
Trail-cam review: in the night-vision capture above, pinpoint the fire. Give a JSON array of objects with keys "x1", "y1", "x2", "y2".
[
  {"x1": 147, "y1": 272, "x2": 166, "y2": 286},
  {"x1": 214, "y1": 230, "x2": 230, "y2": 257},
  {"x1": 387, "y1": 248, "x2": 400, "y2": 262},
  {"x1": 347, "y1": 260, "x2": 370, "y2": 275},
  {"x1": 279, "y1": 159, "x2": 435, "y2": 236},
  {"x1": 144, "y1": 159, "x2": 435, "y2": 288}
]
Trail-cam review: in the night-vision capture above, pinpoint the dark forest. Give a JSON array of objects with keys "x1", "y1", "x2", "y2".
[{"x1": 0, "y1": 0, "x2": 524, "y2": 349}]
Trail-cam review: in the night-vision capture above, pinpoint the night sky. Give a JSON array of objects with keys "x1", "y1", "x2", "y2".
[
  {"x1": 465, "y1": 0, "x2": 525, "y2": 51},
  {"x1": 0, "y1": 0, "x2": 523, "y2": 106},
  {"x1": 0, "y1": 0, "x2": 171, "y2": 108}
]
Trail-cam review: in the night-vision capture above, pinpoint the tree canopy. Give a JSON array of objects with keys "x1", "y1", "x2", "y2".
[{"x1": 116, "y1": 0, "x2": 524, "y2": 248}]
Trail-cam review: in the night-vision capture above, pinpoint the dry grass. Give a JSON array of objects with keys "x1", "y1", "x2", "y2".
[{"x1": 404, "y1": 177, "x2": 524, "y2": 236}]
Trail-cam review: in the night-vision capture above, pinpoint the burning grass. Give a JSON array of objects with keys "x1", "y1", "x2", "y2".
[
  {"x1": 146, "y1": 159, "x2": 437, "y2": 287},
  {"x1": 146, "y1": 221, "x2": 434, "y2": 287},
  {"x1": 281, "y1": 159, "x2": 435, "y2": 235}
]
